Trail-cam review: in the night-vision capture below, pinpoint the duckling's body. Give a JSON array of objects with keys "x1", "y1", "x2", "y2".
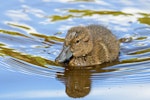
[{"x1": 56, "y1": 25, "x2": 119, "y2": 67}]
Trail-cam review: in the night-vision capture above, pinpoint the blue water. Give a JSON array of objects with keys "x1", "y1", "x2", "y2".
[{"x1": 0, "y1": 0, "x2": 150, "y2": 100}]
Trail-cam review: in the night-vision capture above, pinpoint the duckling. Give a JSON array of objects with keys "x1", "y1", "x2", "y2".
[{"x1": 55, "y1": 24, "x2": 120, "y2": 67}]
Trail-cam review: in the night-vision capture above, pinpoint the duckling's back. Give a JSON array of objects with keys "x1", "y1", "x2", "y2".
[{"x1": 86, "y1": 25, "x2": 119, "y2": 62}]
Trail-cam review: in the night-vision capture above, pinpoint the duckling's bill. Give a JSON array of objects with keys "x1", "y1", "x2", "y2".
[{"x1": 55, "y1": 46, "x2": 73, "y2": 63}]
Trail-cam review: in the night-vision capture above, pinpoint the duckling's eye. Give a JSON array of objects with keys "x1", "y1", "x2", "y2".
[{"x1": 76, "y1": 40, "x2": 80, "y2": 43}]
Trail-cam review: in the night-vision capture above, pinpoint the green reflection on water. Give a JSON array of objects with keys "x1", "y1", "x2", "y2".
[
  {"x1": 138, "y1": 13, "x2": 150, "y2": 25},
  {"x1": 68, "y1": 9, "x2": 132, "y2": 16},
  {"x1": 135, "y1": 36, "x2": 147, "y2": 40},
  {"x1": 30, "y1": 32, "x2": 64, "y2": 42},
  {"x1": 0, "y1": 29, "x2": 29, "y2": 37},
  {"x1": 7, "y1": 23, "x2": 31, "y2": 30},
  {"x1": 50, "y1": 9, "x2": 150, "y2": 27},
  {"x1": 121, "y1": 57, "x2": 150, "y2": 64},
  {"x1": 138, "y1": 16, "x2": 150, "y2": 25},
  {"x1": 128, "y1": 48, "x2": 150, "y2": 55},
  {"x1": 0, "y1": 43, "x2": 58, "y2": 68},
  {"x1": 0, "y1": 22, "x2": 63, "y2": 68},
  {"x1": 50, "y1": 15, "x2": 74, "y2": 22},
  {"x1": 50, "y1": 10, "x2": 132, "y2": 21}
]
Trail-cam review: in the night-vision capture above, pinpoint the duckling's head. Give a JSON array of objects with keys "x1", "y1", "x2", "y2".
[{"x1": 56, "y1": 26, "x2": 93, "y2": 63}]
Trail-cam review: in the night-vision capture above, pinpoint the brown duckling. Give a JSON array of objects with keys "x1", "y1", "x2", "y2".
[{"x1": 55, "y1": 24, "x2": 119, "y2": 67}]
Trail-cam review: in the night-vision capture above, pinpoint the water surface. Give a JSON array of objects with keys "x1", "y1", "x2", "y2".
[{"x1": 0, "y1": 0, "x2": 150, "y2": 100}]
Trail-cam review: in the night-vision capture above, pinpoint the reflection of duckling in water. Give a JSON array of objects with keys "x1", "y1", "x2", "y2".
[
  {"x1": 57, "y1": 68, "x2": 91, "y2": 98},
  {"x1": 56, "y1": 61, "x2": 118, "y2": 98},
  {"x1": 56, "y1": 24, "x2": 120, "y2": 66}
]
